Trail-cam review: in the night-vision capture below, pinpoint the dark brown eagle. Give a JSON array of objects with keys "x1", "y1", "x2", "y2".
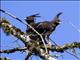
[
  {"x1": 26, "y1": 12, "x2": 62, "y2": 44},
  {"x1": 25, "y1": 13, "x2": 40, "y2": 34}
]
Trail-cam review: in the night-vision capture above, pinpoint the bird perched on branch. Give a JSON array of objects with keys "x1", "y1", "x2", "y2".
[
  {"x1": 36, "y1": 12, "x2": 62, "y2": 34},
  {"x1": 36, "y1": 12, "x2": 62, "y2": 44},
  {"x1": 26, "y1": 12, "x2": 62, "y2": 44},
  {"x1": 25, "y1": 13, "x2": 40, "y2": 34}
]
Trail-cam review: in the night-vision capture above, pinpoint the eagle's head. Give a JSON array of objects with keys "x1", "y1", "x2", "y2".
[
  {"x1": 53, "y1": 19, "x2": 61, "y2": 26},
  {"x1": 51, "y1": 12, "x2": 62, "y2": 26},
  {"x1": 25, "y1": 13, "x2": 40, "y2": 24}
]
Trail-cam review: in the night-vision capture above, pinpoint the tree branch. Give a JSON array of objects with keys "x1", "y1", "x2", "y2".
[
  {"x1": 40, "y1": 42, "x2": 80, "y2": 52},
  {"x1": 0, "y1": 47, "x2": 27, "y2": 54},
  {"x1": 0, "y1": 18, "x2": 29, "y2": 45},
  {"x1": 1, "y1": 17, "x2": 80, "y2": 60}
]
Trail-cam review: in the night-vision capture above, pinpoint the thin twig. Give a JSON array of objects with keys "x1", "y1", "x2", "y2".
[
  {"x1": 65, "y1": 51, "x2": 80, "y2": 60},
  {"x1": 69, "y1": 21, "x2": 80, "y2": 32}
]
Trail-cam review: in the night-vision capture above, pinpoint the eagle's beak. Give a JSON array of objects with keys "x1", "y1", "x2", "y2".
[{"x1": 59, "y1": 21, "x2": 62, "y2": 24}]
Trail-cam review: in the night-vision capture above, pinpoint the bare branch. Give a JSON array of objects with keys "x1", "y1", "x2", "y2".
[
  {"x1": 0, "y1": 18, "x2": 30, "y2": 45},
  {"x1": 1, "y1": 17, "x2": 80, "y2": 60},
  {"x1": 0, "y1": 47, "x2": 27, "y2": 54},
  {"x1": 25, "y1": 52, "x2": 32, "y2": 60},
  {"x1": 40, "y1": 42, "x2": 80, "y2": 52}
]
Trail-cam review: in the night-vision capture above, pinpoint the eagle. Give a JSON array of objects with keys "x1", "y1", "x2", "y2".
[
  {"x1": 25, "y1": 13, "x2": 40, "y2": 34},
  {"x1": 26, "y1": 12, "x2": 62, "y2": 44}
]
